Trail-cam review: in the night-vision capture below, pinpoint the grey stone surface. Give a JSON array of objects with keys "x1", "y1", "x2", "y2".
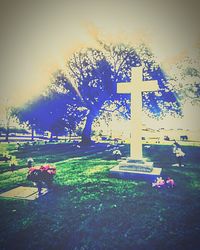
[
  {"x1": 0, "y1": 186, "x2": 48, "y2": 200},
  {"x1": 118, "y1": 158, "x2": 153, "y2": 172},
  {"x1": 110, "y1": 165, "x2": 162, "y2": 181}
]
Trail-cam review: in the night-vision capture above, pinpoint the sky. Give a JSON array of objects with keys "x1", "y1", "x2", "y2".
[{"x1": 0, "y1": 0, "x2": 200, "y2": 130}]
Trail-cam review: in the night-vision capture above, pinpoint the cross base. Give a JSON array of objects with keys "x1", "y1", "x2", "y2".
[
  {"x1": 119, "y1": 158, "x2": 153, "y2": 172},
  {"x1": 109, "y1": 158, "x2": 162, "y2": 181}
]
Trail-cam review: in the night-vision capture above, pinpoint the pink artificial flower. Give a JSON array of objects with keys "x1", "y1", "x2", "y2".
[
  {"x1": 152, "y1": 177, "x2": 165, "y2": 188},
  {"x1": 166, "y1": 177, "x2": 175, "y2": 188}
]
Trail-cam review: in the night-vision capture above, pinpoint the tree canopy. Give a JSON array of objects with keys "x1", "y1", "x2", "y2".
[
  {"x1": 12, "y1": 90, "x2": 86, "y2": 139},
  {"x1": 52, "y1": 42, "x2": 181, "y2": 143},
  {"x1": 166, "y1": 47, "x2": 200, "y2": 104},
  {"x1": 13, "y1": 42, "x2": 181, "y2": 143}
]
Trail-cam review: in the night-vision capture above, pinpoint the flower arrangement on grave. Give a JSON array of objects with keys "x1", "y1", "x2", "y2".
[
  {"x1": 152, "y1": 177, "x2": 175, "y2": 188},
  {"x1": 166, "y1": 177, "x2": 175, "y2": 188},
  {"x1": 27, "y1": 164, "x2": 56, "y2": 187},
  {"x1": 113, "y1": 149, "x2": 122, "y2": 155},
  {"x1": 112, "y1": 148, "x2": 122, "y2": 160},
  {"x1": 152, "y1": 177, "x2": 165, "y2": 188}
]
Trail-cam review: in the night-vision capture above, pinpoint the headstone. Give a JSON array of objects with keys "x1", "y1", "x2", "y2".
[
  {"x1": 0, "y1": 186, "x2": 48, "y2": 200},
  {"x1": 110, "y1": 66, "x2": 162, "y2": 180}
]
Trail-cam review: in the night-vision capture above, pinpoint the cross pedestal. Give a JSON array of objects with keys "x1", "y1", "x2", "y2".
[{"x1": 110, "y1": 67, "x2": 162, "y2": 180}]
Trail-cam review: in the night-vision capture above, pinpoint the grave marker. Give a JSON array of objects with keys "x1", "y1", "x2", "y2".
[
  {"x1": 110, "y1": 66, "x2": 162, "y2": 179},
  {"x1": 0, "y1": 186, "x2": 48, "y2": 200}
]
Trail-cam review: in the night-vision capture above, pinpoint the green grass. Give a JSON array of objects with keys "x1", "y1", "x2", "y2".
[{"x1": 0, "y1": 142, "x2": 200, "y2": 249}]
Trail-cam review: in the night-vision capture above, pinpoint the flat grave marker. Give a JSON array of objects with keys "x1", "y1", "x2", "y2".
[{"x1": 0, "y1": 186, "x2": 48, "y2": 200}]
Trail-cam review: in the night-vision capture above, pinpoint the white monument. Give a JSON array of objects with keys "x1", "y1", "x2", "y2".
[{"x1": 110, "y1": 66, "x2": 162, "y2": 179}]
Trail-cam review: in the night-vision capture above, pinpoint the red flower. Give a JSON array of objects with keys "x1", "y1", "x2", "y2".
[
  {"x1": 28, "y1": 166, "x2": 41, "y2": 173},
  {"x1": 28, "y1": 164, "x2": 56, "y2": 176}
]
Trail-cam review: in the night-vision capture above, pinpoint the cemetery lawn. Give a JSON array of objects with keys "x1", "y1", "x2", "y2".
[{"x1": 0, "y1": 142, "x2": 200, "y2": 250}]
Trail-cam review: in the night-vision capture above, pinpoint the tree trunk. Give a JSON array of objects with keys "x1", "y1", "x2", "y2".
[
  {"x1": 5, "y1": 126, "x2": 9, "y2": 142},
  {"x1": 69, "y1": 130, "x2": 72, "y2": 141},
  {"x1": 5, "y1": 108, "x2": 11, "y2": 142},
  {"x1": 81, "y1": 111, "x2": 96, "y2": 144},
  {"x1": 31, "y1": 126, "x2": 34, "y2": 141},
  {"x1": 50, "y1": 132, "x2": 53, "y2": 141}
]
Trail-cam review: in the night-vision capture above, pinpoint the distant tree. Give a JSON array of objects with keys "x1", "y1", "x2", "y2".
[
  {"x1": 46, "y1": 78, "x2": 87, "y2": 139},
  {"x1": 12, "y1": 87, "x2": 86, "y2": 140},
  {"x1": 5, "y1": 107, "x2": 13, "y2": 142},
  {"x1": 53, "y1": 42, "x2": 181, "y2": 144},
  {"x1": 0, "y1": 127, "x2": 7, "y2": 136},
  {"x1": 63, "y1": 104, "x2": 86, "y2": 140},
  {"x1": 12, "y1": 100, "x2": 40, "y2": 141},
  {"x1": 0, "y1": 127, "x2": 28, "y2": 135},
  {"x1": 167, "y1": 48, "x2": 200, "y2": 104}
]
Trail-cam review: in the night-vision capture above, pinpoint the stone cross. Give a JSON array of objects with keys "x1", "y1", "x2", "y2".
[{"x1": 117, "y1": 66, "x2": 159, "y2": 160}]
